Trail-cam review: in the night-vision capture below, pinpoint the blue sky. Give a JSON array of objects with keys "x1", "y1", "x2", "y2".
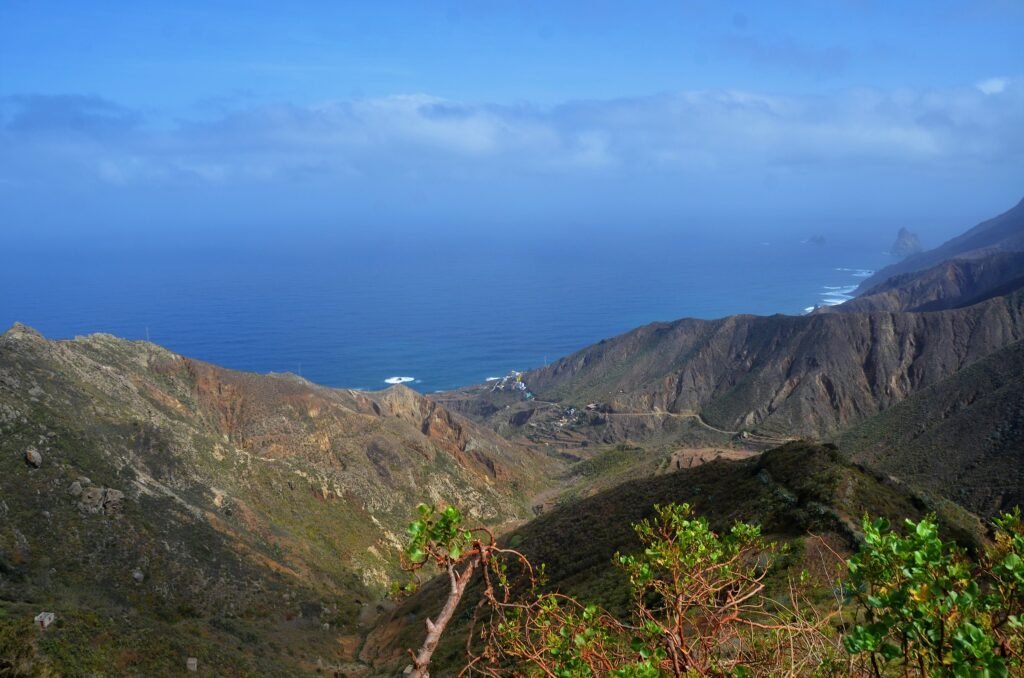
[{"x1": 2, "y1": 1, "x2": 1023, "y2": 243}]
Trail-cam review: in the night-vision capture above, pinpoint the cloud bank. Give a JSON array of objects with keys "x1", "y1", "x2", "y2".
[{"x1": 1, "y1": 81, "x2": 1021, "y2": 234}]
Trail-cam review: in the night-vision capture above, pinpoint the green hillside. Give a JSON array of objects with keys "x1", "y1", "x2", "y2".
[
  {"x1": 362, "y1": 442, "x2": 986, "y2": 675},
  {"x1": 0, "y1": 324, "x2": 559, "y2": 675},
  {"x1": 840, "y1": 340, "x2": 1024, "y2": 516}
]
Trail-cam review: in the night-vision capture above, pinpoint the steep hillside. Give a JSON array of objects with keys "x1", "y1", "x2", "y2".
[
  {"x1": 839, "y1": 340, "x2": 1024, "y2": 517},
  {"x1": 856, "y1": 197, "x2": 1024, "y2": 291},
  {"x1": 0, "y1": 324, "x2": 557, "y2": 675},
  {"x1": 361, "y1": 442, "x2": 985, "y2": 675},
  {"x1": 512, "y1": 290, "x2": 1024, "y2": 438},
  {"x1": 823, "y1": 251, "x2": 1024, "y2": 313}
]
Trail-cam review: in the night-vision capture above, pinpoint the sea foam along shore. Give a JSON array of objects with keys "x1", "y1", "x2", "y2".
[
  {"x1": 384, "y1": 376, "x2": 415, "y2": 385},
  {"x1": 820, "y1": 284, "x2": 859, "y2": 306},
  {"x1": 836, "y1": 267, "x2": 874, "y2": 278},
  {"x1": 803, "y1": 268, "x2": 874, "y2": 314}
]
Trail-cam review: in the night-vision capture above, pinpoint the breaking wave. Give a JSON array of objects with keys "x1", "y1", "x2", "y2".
[
  {"x1": 835, "y1": 267, "x2": 875, "y2": 278},
  {"x1": 804, "y1": 268, "x2": 875, "y2": 313}
]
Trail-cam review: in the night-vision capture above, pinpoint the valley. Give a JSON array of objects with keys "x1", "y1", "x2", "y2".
[{"x1": 2, "y1": 198, "x2": 1023, "y2": 675}]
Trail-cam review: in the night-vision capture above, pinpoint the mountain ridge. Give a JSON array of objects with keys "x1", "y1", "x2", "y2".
[
  {"x1": 839, "y1": 338, "x2": 1024, "y2": 516},
  {"x1": 508, "y1": 289, "x2": 1024, "y2": 438},
  {"x1": 3, "y1": 198, "x2": 1024, "y2": 674},
  {"x1": 856, "y1": 196, "x2": 1024, "y2": 292},
  {"x1": 0, "y1": 323, "x2": 560, "y2": 674},
  {"x1": 820, "y1": 251, "x2": 1024, "y2": 314}
]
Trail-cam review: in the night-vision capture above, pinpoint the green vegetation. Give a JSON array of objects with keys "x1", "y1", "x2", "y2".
[
  {"x1": 485, "y1": 504, "x2": 836, "y2": 676},
  {"x1": 397, "y1": 500, "x2": 836, "y2": 675},
  {"x1": 0, "y1": 325, "x2": 561, "y2": 675},
  {"x1": 398, "y1": 501, "x2": 1024, "y2": 676},
  {"x1": 839, "y1": 339, "x2": 1024, "y2": 517},
  {"x1": 367, "y1": 442, "x2": 987, "y2": 674},
  {"x1": 0, "y1": 615, "x2": 55, "y2": 677},
  {"x1": 846, "y1": 510, "x2": 1024, "y2": 675},
  {"x1": 3, "y1": 214, "x2": 1023, "y2": 676},
  {"x1": 404, "y1": 503, "x2": 475, "y2": 575}
]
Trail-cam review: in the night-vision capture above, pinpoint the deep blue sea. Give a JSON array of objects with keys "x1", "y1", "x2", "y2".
[{"x1": 1, "y1": 232, "x2": 890, "y2": 392}]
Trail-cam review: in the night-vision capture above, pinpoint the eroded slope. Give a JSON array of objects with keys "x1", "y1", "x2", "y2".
[{"x1": 0, "y1": 324, "x2": 557, "y2": 675}]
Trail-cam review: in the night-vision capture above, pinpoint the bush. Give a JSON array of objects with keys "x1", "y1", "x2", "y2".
[
  {"x1": 399, "y1": 502, "x2": 835, "y2": 676},
  {"x1": 845, "y1": 510, "x2": 1024, "y2": 675},
  {"x1": 0, "y1": 616, "x2": 55, "y2": 677},
  {"x1": 397, "y1": 501, "x2": 1024, "y2": 676}
]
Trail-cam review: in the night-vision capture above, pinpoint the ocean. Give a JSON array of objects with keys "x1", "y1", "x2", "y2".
[{"x1": 1, "y1": 231, "x2": 890, "y2": 392}]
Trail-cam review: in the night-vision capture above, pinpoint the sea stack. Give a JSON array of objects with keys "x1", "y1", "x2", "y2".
[{"x1": 891, "y1": 228, "x2": 923, "y2": 258}]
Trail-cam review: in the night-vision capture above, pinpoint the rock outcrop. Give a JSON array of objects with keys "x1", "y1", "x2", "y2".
[
  {"x1": 840, "y1": 339, "x2": 1024, "y2": 517},
  {"x1": 890, "y1": 227, "x2": 923, "y2": 258},
  {"x1": 24, "y1": 447, "x2": 41, "y2": 468},
  {"x1": 77, "y1": 486, "x2": 124, "y2": 514}
]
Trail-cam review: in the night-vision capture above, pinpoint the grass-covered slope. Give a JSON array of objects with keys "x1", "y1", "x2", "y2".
[
  {"x1": 0, "y1": 324, "x2": 558, "y2": 675},
  {"x1": 840, "y1": 339, "x2": 1024, "y2": 517}
]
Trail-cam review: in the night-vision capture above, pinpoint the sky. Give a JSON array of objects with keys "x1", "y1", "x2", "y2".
[{"x1": 2, "y1": 0, "x2": 1023, "y2": 245}]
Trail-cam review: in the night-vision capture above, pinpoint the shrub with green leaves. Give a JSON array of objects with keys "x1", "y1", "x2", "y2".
[
  {"x1": 492, "y1": 597, "x2": 662, "y2": 678},
  {"x1": 401, "y1": 502, "x2": 833, "y2": 676},
  {"x1": 617, "y1": 504, "x2": 777, "y2": 675},
  {"x1": 987, "y1": 509, "x2": 1024, "y2": 662},
  {"x1": 398, "y1": 502, "x2": 495, "y2": 677},
  {"x1": 845, "y1": 511, "x2": 1024, "y2": 675},
  {"x1": 403, "y1": 503, "x2": 474, "y2": 572}
]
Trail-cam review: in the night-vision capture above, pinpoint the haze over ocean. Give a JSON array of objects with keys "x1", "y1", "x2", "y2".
[
  {"x1": 2, "y1": 230, "x2": 889, "y2": 392},
  {"x1": 4, "y1": 3, "x2": 1019, "y2": 393},
  {"x1": 3, "y1": 4, "x2": 1020, "y2": 393}
]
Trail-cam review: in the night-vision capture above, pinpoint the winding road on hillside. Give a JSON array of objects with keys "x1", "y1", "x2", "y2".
[
  {"x1": 523, "y1": 397, "x2": 793, "y2": 445},
  {"x1": 577, "y1": 407, "x2": 792, "y2": 444}
]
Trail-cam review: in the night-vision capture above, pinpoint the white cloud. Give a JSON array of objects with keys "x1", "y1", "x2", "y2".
[
  {"x1": 976, "y1": 77, "x2": 1009, "y2": 95},
  {"x1": 2, "y1": 81, "x2": 1022, "y2": 188}
]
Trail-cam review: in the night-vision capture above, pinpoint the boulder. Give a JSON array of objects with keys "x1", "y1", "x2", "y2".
[
  {"x1": 68, "y1": 481, "x2": 83, "y2": 497},
  {"x1": 77, "y1": 487, "x2": 124, "y2": 514},
  {"x1": 24, "y1": 448, "x2": 42, "y2": 468},
  {"x1": 78, "y1": 487, "x2": 105, "y2": 513},
  {"x1": 132, "y1": 568, "x2": 145, "y2": 583},
  {"x1": 102, "y1": 489, "x2": 125, "y2": 513},
  {"x1": 34, "y1": 612, "x2": 55, "y2": 629}
]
